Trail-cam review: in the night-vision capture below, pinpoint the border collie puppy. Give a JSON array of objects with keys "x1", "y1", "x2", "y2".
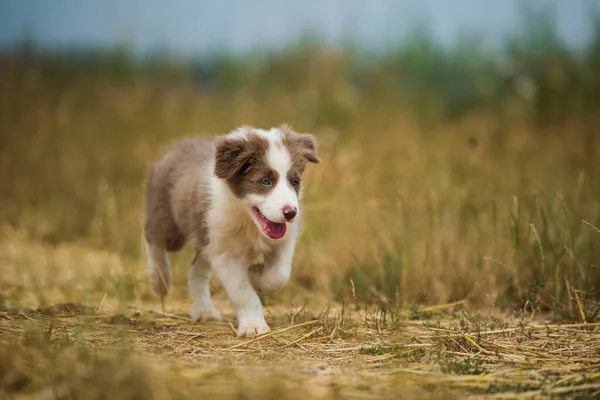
[{"x1": 143, "y1": 125, "x2": 320, "y2": 337}]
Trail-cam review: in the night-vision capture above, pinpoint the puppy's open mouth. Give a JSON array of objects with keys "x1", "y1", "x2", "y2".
[{"x1": 252, "y1": 207, "x2": 286, "y2": 239}]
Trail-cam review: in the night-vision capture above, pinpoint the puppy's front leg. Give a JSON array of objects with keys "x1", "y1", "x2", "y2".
[
  {"x1": 211, "y1": 255, "x2": 270, "y2": 337},
  {"x1": 252, "y1": 238, "x2": 296, "y2": 294}
]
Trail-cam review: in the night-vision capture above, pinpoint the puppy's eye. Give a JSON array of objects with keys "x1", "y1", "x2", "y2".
[
  {"x1": 261, "y1": 178, "x2": 271, "y2": 185},
  {"x1": 291, "y1": 179, "x2": 300, "y2": 187}
]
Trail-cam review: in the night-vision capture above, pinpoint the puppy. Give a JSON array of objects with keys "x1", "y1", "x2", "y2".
[{"x1": 143, "y1": 125, "x2": 320, "y2": 336}]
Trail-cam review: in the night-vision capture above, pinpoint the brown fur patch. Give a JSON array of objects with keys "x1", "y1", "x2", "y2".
[
  {"x1": 144, "y1": 138, "x2": 215, "y2": 251},
  {"x1": 279, "y1": 125, "x2": 321, "y2": 193},
  {"x1": 279, "y1": 125, "x2": 321, "y2": 165},
  {"x1": 214, "y1": 131, "x2": 278, "y2": 199}
]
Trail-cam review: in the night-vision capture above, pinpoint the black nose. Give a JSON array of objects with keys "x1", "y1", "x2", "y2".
[{"x1": 282, "y1": 206, "x2": 297, "y2": 221}]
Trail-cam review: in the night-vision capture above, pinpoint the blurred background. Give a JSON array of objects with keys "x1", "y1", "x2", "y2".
[{"x1": 1, "y1": 0, "x2": 599, "y2": 319}]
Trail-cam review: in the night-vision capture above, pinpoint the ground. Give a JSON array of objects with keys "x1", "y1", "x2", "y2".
[{"x1": 2, "y1": 270, "x2": 599, "y2": 399}]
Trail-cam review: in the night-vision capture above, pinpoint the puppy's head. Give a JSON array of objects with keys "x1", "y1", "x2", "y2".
[{"x1": 214, "y1": 125, "x2": 320, "y2": 240}]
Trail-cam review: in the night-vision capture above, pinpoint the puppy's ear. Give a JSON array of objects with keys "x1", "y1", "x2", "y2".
[
  {"x1": 278, "y1": 124, "x2": 321, "y2": 164},
  {"x1": 214, "y1": 136, "x2": 251, "y2": 179},
  {"x1": 296, "y1": 133, "x2": 321, "y2": 164}
]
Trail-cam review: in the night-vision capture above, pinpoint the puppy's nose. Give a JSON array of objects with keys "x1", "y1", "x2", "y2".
[{"x1": 282, "y1": 206, "x2": 297, "y2": 221}]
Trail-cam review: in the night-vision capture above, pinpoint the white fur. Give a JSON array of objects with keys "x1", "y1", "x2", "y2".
[{"x1": 192, "y1": 126, "x2": 300, "y2": 337}]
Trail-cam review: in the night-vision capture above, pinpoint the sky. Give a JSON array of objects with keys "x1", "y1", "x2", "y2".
[{"x1": 0, "y1": 0, "x2": 598, "y2": 56}]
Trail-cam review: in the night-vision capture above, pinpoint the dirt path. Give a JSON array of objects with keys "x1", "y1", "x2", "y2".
[{"x1": 1, "y1": 301, "x2": 599, "y2": 399}]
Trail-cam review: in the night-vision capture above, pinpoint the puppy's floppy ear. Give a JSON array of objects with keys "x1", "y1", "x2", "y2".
[
  {"x1": 278, "y1": 124, "x2": 321, "y2": 164},
  {"x1": 214, "y1": 136, "x2": 251, "y2": 180},
  {"x1": 296, "y1": 133, "x2": 321, "y2": 164}
]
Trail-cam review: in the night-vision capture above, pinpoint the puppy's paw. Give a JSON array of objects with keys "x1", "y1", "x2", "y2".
[
  {"x1": 236, "y1": 318, "x2": 270, "y2": 337},
  {"x1": 190, "y1": 304, "x2": 222, "y2": 322}
]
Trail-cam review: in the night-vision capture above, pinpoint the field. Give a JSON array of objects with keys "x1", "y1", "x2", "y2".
[{"x1": 1, "y1": 13, "x2": 600, "y2": 399}]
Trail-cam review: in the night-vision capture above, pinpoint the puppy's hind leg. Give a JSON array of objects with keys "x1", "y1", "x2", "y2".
[
  {"x1": 189, "y1": 252, "x2": 222, "y2": 322},
  {"x1": 145, "y1": 238, "x2": 172, "y2": 297}
]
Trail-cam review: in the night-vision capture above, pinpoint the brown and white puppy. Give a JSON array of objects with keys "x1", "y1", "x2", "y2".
[{"x1": 143, "y1": 125, "x2": 320, "y2": 337}]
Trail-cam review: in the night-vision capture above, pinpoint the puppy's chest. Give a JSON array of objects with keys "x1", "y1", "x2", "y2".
[{"x1": 207, "y1": 215, "x2": 272, "y2": 260}]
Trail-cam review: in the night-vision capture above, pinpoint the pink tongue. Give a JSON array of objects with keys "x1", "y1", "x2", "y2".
[
  {"x1": 265, "y1": 220, "x2": 286, "y2": 239},
  {"x1": 253, "y1": 207, "x2": 287, "y2": 239}
]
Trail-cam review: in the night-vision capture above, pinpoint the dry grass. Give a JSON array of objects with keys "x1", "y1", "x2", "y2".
[
  {"x1": 1, "y1": 42, "x2": 600, "y2": 398},
  {"x1": 2, "y1": 295, "x2": 600, "y2": 399},
  {"x1": 1, "y1": 215, "x2": 600, "y2": 398}
]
